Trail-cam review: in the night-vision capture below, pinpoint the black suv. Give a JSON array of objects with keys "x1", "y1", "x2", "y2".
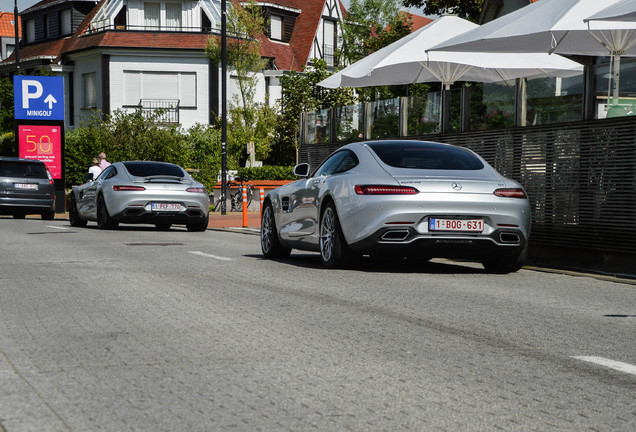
[{"x1": 0, "y1": 157, "x2": 56, "y2": 220}]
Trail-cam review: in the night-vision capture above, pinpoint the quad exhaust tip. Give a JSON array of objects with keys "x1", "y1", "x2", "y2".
[
  {"x1": 499, "y1": 232, "x2": 520, "y2": 244},
  {"x1": 381, "y1": 230, "x2": 410, "y2": 241}
]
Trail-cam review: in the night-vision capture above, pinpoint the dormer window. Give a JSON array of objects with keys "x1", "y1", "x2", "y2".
[
  {"x1": 270, "y1": 15, "x2": 282, "y2": 41},
  {"x1": 144, "y1": 1, "x2": 183, "y2": 31}
]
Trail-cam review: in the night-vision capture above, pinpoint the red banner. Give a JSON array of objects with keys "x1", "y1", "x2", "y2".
[{"x1": 18, "y1": 125, "x2": 62, "y2": 179}]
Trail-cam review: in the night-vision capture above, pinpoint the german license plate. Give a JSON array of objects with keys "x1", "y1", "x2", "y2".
[
  {"x1": 429, "y1": 218, "x2": 484, "y2": 232},
  {"x1": 151, "y1": 203, "x2": 181, "y2": 212},
  {"x1": 15, "y1": 183, "x2": 38, "y2": 190}
]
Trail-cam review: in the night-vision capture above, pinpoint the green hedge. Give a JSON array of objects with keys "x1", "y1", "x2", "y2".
[{"x1": 236, "y1": 165, "x2": 295, "y2": 181}]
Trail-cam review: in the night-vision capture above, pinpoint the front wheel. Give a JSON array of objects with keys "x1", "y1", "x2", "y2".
[
  {"x1": 261, "y1": 202, "x2": 291, "y2": 259},
  {"x1": 69, "y1": 195, "x2": 87, "y2": 227},
  {"x1": 319, "y1": 202, "x2": 359, "y2": 269},
  {"x1": 97, "y1": 194, "x2": 118, "y2": 230}
]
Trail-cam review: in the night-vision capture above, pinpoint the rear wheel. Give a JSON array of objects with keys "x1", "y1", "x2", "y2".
[
  {"x1": 319, "y1": 201, "x2": 359, "y2": 268},
  {"x1": 481, "y1": 245, "x2": 527, "y2": 274},
  {"x1": 97, "y1": 194, "x2": 118, "y2": 230},
  {"x1": 186, "y1": 214, "x2": 208, "y2": 232},
  {"x1": 69, "y1": 195, "x2": 87, "y2": 227},
  {"x1": 260, "y1": 202, "x2": 291, "y2": 259},
  {"x1": 155, "y1": 223, "x2": 172, "y2": 231},
  {"x1": 13, "y1": 212, "x2": 26, "y2": 219}
]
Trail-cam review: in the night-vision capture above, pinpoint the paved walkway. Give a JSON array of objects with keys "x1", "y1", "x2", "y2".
[
  {"x1": 208, "y1": 211, "x2": 261, "y2": 229},
  {"x1": 24, "y1": 211, "x2": 262, "y2": 230}
]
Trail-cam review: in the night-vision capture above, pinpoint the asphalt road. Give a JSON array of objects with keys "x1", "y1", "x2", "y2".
[{"x1": 0, "y1": 218, "x2": 634, "y2": 431}]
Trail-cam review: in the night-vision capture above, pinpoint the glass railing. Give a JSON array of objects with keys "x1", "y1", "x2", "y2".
[{"x1": 300, "y1": 72, "x2": 590, "y2": 145}]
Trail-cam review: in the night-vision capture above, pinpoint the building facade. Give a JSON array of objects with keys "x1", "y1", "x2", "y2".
[{"x1": 0, "y1": 0, "x2": 346, "y2": 130}]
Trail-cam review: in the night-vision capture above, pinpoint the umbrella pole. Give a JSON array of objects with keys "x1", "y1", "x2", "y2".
[{"x1": 613, "y1": 54, "x2": 621, "y2": 106}]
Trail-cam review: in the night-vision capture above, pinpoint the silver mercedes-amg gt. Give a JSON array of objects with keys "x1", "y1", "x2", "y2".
[
  {"x1": 261, "y1": 140, "x2": 531, "y2": 273},
  {"x1": 69, "y1": 161, "x2": 209, "y2": 231}
]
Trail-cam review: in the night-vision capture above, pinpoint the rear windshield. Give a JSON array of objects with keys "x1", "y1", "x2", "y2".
[
  {"x1": 368, "y1": 142, "x2": 484, "y2": 170},
  {"x1": 0, "y1": 161, "x2": 48, "y2": 178},
  {"x1": 123, "y1": 162, "x2": 185, "y2": 178}
]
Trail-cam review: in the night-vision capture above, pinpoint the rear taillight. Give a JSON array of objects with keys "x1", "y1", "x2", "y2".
[
  {"x1": 355, "y1": 185, "x2": 419, "y2": 195},
  {"x1": 113, "y1": 185, "x2": 146, "y2": 191},
  {"x1": 494, "y1": 188, "x2": 527, "y2": 199},
  {"x1": 186, "y1": 187, "x2": 207, "y2": 193},
  {"x1": 45, "y1": 167, "x2": 54, "y2": 185}
]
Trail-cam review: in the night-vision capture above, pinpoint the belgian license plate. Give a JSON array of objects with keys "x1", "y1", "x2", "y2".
[
  {"x1": 429, "y1": 218, "x2": 484, "y2": 232},
  {"x1": 151, "y1": 203, "x2": 181, "y2": 212},
  {"x1": 15, "y1": 183, "x2": 38, "y2": 190}
]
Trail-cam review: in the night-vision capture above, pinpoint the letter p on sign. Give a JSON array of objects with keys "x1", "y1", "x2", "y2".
[{"x1": 22, "y1": 80, "x2": 43, "y2": 109}]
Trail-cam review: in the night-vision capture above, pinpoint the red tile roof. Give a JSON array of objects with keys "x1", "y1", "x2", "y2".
[
  {"x1": 0, "y1": 12, "x2": 21, "y2": 38},
  {"x1": 404, "y1": 12, "x2": 433, "y2": 31}
]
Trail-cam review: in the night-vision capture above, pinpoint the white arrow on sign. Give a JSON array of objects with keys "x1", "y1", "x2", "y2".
[{"x1": 43, "y1": 94, "x2": 57, "y2": 109}]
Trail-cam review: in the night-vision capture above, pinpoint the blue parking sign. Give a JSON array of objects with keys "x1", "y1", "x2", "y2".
[{"x1": 14, "y1": 76, "x2": 65, "y2": 121}]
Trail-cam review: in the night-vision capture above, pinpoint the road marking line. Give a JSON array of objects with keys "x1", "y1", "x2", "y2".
[
  {"x1": 188, "y1": 251, "x2": 233, "y2": 261},
  {"x1": 47, "y1": 225, "x2": 69, "y2": 230},
  {"x1": 573, "y1": 356, "x2": 636, "y2": 376}
]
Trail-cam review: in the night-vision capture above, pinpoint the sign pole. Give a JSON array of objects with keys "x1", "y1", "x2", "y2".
[{"x1": 220, "y1": 0, "x2": 227, "y2": 215}]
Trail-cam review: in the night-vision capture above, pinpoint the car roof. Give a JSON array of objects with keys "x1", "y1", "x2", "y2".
[{"x1": 0, "y1": 157, "x2": 46, "y2": 164}]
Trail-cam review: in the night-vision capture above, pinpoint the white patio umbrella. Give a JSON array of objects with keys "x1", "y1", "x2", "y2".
[
  {"x1": 318, "y1": 15, "x2": 582, "y2": 91},
  {"x1": 585, "y1": 0, "x2": 636, "y2": 104},
  {"x1": 585, "y1": 0, "x2": 636, "y2": 22},
  {"x1": 430, "y1": 0, "x2": 636, "y2": 104}
]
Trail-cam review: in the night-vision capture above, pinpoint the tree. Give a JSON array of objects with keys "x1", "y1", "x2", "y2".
[
  {"x1": 340, "y1": 0, "x2": 413, "y2": 65},
  {"x1": 338, "y1": 0, "x2": 423, "y2": 102},
  {"x1": 268, "y1": 60, "x2": 356, "y2": 165},
  {"x1": 401, "y1": 0, "x2": 483, "y2": 22},
  {"x1": 205, "y1": 0, "x2": 274, "y2": 166}
]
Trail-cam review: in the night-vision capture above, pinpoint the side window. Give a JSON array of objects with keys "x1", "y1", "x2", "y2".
[
  {"x1": 98, "y1": 166, "x2": 117, "y2": 180},
  {"x1": 333, "y1": 151, "x2": 358, "y2": 174},
  {"x1": 313, "y1": 151, "x2": 350, "y2": 177}
]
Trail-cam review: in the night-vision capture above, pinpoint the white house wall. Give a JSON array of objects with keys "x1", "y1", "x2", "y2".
[
  {"x1": 109, "y1": 53, "x2": 210, "y2": 129},
  {"x1": 69, "y1": 51, "x2": 103, "y2": 127}
]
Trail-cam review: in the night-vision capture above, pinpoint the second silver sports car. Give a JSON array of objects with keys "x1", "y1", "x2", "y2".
[
  {"x1": 69, "y1": 161, "x2": 209, "y2": 231},
  {"x1": 261, "y1": 140, "x2": 531, "y2": 273}
]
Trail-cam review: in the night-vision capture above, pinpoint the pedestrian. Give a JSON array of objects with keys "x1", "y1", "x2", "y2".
[
  {"x1": 98, "y1": 152, "x2": 111, "y2": 170},
  {"x1": 88, "y1": 158, "x2": 102, "y2": 180}
]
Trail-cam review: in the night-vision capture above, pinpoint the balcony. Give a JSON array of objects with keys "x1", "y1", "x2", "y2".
[{"x1": 138, "y1": 99, "x2": 180, "y2": 124}]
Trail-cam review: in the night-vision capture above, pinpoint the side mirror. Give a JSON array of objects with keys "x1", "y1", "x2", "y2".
[
  {"x1": 84, "y1": 173, "x2": 94, "y2": 182},
  {"x1": 293, "y1": 163, "x2": 310, "y2": 178}
]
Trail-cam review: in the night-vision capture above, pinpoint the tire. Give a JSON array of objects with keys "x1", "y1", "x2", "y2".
[
  {"x1": 155, "y1": 223, "x2": 172, "y2": 231},
  {"x1": 69, "y1": 195, "x2": 88, "y2": 227},
  {"x1": 319, "y1": 201, "x2": 359, "y2": 268},
  {"x1": 13, "y1": 212, "x2": 26, "y2": 219},
  {"x1": 232, "y1": 191, "x2": 243, "y2": 212},
  {"x1": 481, "y1": 245, "x2": 527, "y2": 274},
  {"x1": 186, "y1": 213, "x2": 208, "y2": 232},
  {"x1": 97, "y1": 194, "x2": 118, "y2": 230},
  {"x1": 260, "y1": 202, "x2": 291, "y2": 259},
  {"x1": 41, "y1": 209, "x2": 55, "y2": 221}
]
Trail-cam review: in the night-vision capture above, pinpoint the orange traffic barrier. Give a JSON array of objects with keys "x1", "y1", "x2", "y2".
[
  {"x1": 260, "y1": 187, "x2": 265, "y2": 218},
  {"x1": 242, "y1": 185, "x2": 248, "y2": 227}
]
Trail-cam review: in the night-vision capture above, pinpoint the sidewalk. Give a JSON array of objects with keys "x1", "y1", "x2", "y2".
[{"x1": 208, "y1": 211, "x2": 261, "y2": 230}]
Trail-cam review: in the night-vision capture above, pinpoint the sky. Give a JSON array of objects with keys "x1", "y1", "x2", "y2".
[
  {"x1": 2, "y1": 0, "x2": 430, "y2": 16},
  {"x1": 0, "y1": 0, "x2": 40, "y2": 13}
]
